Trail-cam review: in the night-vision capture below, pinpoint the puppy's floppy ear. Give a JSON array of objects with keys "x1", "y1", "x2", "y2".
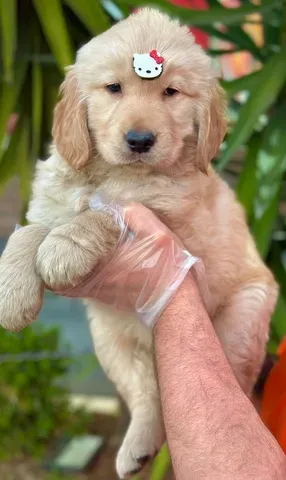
[
  {"x1": 53, "y1": 69, "x2": 92, "y2": 170},
  {"x1": 196, "y1": 82, "x2": 227, "y2": 175}
]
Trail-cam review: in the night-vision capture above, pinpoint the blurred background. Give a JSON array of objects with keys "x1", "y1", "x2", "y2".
[{"x1": 0, "y1": 0, "x2": 285, "y2": 478}]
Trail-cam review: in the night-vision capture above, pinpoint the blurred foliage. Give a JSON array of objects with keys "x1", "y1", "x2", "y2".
[
  {"x1": 0, "y1": 325, "x2": 91, "y2": 460},
  {"x1": 0, "y1": 0, "x2": 285, "y2": 478}
]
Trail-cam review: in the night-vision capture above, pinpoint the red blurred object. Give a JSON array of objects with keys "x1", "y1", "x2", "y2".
[
  {"x1": 169, "y1": 0, "x2": 209, "y2": 49},
  {"x1": 261, "y1": 337, "x2": 286, "y2": 454}
]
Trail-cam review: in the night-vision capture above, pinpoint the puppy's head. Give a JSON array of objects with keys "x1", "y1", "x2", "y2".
[{"x1": 53, "y1": 8, "x2": 227, "y2": 174}]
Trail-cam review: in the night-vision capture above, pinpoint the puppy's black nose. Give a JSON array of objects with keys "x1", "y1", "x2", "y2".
[{"x1": 126, "y1": 130, "x2": 155, "y2": 154}]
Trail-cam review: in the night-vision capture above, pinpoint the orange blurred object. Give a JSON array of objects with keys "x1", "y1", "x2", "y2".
[{"x1": 261, "y1": 338, "x2": 286, "y2": 453}]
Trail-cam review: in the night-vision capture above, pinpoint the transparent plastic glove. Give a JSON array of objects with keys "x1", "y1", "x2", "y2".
[{"x1": 56, "y1": 196, "x2": 203, "y2": 327}]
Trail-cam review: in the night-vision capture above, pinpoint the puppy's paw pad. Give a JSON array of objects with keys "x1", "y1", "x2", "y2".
[
  {"x1": 117, "y1": 447, "x2": 156, "y2": 479},
  {"x1": 116, "y1": 423, "x2": 163, "y2": 479},
  {"x1": 137, "y1": 455, "x2": 151, "y2": 466}
]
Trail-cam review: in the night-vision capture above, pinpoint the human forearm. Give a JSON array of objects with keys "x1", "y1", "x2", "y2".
[{"x1": 154, "y1": 274, "x2": 286, "y2": 479}]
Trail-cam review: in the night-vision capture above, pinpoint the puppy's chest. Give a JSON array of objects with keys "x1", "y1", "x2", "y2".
[
  {"x1": 78, "y1": 176, "x2": 199, "y2": 253},
  {"x1": 93, "y1": 175, "x2": 192, "y2": 220},
  {"x1": 76, "y1": 173, "x2": 201, "y2": 250}
]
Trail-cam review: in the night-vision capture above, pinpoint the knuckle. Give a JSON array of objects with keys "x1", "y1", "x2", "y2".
[{"x1": 153, "y1": 230, "x2": 171, "y2": 245}]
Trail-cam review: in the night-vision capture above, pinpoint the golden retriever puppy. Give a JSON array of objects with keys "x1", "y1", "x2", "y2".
[{"x1": 6, "y1": 8, "x2": 278, "y2": 477}]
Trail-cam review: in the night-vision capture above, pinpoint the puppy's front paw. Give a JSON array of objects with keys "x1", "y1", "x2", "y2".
[
  {"x1": 116, "y1": 416, "x2": 165, "y2": 479},
  {"x1": 37, "y1": 210, "x2": 121, "y2": 289},
  {"x1": 0, "y1": 262, "x2": 44, "y2": 331},
  {"x1": 36, "y1": 228, "x2": 89, "y2": 289},
  {"x1": 0, "y1": 224, "x2": 48, "y2": 331}
]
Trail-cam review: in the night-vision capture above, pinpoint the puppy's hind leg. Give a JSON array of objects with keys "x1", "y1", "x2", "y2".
[{"x1": 86, "y1": 302, "x2": 165, "y2": 479}]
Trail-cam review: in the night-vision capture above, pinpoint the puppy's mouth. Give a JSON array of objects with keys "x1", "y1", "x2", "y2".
[
  {"x1": 128, "y1": 154, "x2": 150, "y2": 164},
  {"x1": 121, "y1": 151, "x2": 155, "y2": 166}
]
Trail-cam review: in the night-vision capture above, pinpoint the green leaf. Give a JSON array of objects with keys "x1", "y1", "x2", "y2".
[
  {"x1": 64, "y1": 0, "x2": 110, "y2": 35},
  {"x1": 221, "y1": 70, "x2": 261, "y2": 97},
  {"x1": 164, "y1": 9, "x2": 264, "y2": 62},
  {"x1": 202, "y1": 25, "x2": 240, "y2": 44},
  {"x1": 250, "y1": 103, "x2": 286, "y2": 257},
  {"x1": 42, "y1": 67, "x2": 62, "y2": 153},
  {"x1": 225, "y1": 25, "x2": 264, "y2": 61},
  {"x1": 18, "y1": 119, "x2": 32, "y2": 218},
  {"x1": 0, "y1": 118, "x2": 25, "y2": 197},
  {"x1": 150, "y1": 444, "x2": 171, "y2": 480},
  {"x1": 0, "y1": 0, "x2": 17, "y2": 82},
  {"x1": 262, "y1": 4, "x2": 283, "y2": 51},
  {"x1": 0, "y1": 60, "x2": 28, "y2": 159},
  {"x1": 0, "y1": 115, "x2": 32, "y2": 217},
  {"x1": 236, "y1": 133, "x2": 261, "y2": 220},
  {"x1": 252, "y1": 187, "x2": 282, "y2": 257},
  {"x1": 201, "y1": 23, "x2": 264, "y2": 62},
  {"x1": 33, "y1": 0, "x2": 74, "y2": 73},
  {"x1": 217, "y1": 47, "x2": 286, "y2": 170},
  {"x1": 281, "y1": 0, "x2": 286, "y2": 47},
  {"x1": 120, "y1": 0, "x2": 277, "y2": 26},
  {"x1": 206, "y1": 0, "x2": 221, "y2": 6},
  {"x1": 208, "y1": 48, "x2": 243, "y2": 56},
  {"x1": 270, "y1": 295, "x2": 286, "y2": 343},
  {"x1": 224, "y1": 25, "x2": 263, "y2": 61},
  {"x1": 269, "y1": 242, "x2": 286, "y2": 298},
  {"x1": 267, "y1": 336, "x2": 279, "y2": 354},
  {"x1": 32, "y1": 62, "x2": 43, "y2": 161}
]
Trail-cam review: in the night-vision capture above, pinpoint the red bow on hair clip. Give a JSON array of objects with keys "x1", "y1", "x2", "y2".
[{"x1": 149, "y1": 50, "x2": 164, "y2": 64}]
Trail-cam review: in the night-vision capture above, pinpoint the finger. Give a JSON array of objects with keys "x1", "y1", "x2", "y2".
[
  {"x1": 123, "y1": 203, "x2": 169, "y2": 240},
  {"x1": 123, "y1": 203, "x2": 183, "y2": 248}
]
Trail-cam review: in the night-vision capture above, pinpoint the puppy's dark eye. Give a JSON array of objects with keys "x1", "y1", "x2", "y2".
[
  {"x1": 164, "y1": 88, "x2": 178, "y2": 96},
  {"x1": 106, "y1": 83, "x2": 121, "y2": 93}
]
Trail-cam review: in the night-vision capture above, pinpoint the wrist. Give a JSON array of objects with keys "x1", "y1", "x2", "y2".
[{"x1": 155, "y1": 272, "x2": 203, "y2": 333}]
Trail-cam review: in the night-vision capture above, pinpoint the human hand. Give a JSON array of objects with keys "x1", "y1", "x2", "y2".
[{"x1": 55, "y1": 200, "x2": 198, "y2": 327}]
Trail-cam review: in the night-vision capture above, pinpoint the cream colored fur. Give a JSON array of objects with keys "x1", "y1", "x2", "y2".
[{"x1": 0, "y1": 9, "x2": 278, "y2": 478}]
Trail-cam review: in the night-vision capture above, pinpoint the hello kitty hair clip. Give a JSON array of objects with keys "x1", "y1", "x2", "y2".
[{"x1": 133, "y1": 50, "x2": 164, "y2": 79}]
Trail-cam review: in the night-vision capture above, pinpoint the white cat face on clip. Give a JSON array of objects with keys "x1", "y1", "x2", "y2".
[{"x1": 133, "y1": 51, "x2": 164, "y2": 79}]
